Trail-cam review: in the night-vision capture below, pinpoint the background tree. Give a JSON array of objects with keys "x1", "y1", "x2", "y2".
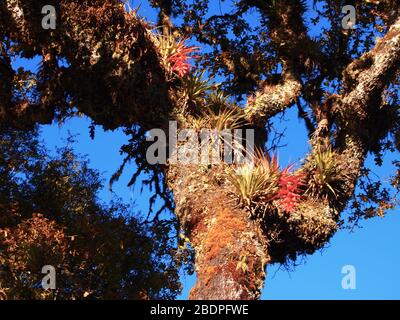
[
  {"x1": 0, "y1": 0, "x2": 399, "y2": 299},
  {"x1": 0, "y1": 125, "x2": 181, "y2": 299}
]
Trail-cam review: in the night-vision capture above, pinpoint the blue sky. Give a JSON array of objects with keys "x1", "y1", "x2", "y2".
[
  {"x1": 38, "y1": 109, "x2": 400, "y2": 300},
  {"x1": 14, "y1": 0, "x2": 400, "y2": 299}
]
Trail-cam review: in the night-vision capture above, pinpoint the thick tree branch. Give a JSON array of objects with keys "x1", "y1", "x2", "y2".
[
  {"x1": 340, "y1": 18, "x2": 400, "y2": 120},
  {"x1": 310, "y1": 16, "x2": 400, "y2": 212},
  {"x1": 244, "y1": 69, "x2": 302, "y2": 125},
  {"x1": 243, "y1": 0, "x2": 325, "y2": 125},
  {"x1": 335, "y1": 17, "x2": 400, "y2": 151},
  {"x1": 1, "y1": 0, "x2": 172, "y2": 130}
]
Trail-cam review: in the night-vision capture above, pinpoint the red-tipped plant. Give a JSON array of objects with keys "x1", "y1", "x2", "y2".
[
  {"x1": 167, "y1": 39, "x2": 198, "y2": 77},
  {"x1": 157, "y1": 32, "x2": 198, "y2": 77},
  {"x1": 276, "y1": 165, "x2": 305, "y2": 213}
]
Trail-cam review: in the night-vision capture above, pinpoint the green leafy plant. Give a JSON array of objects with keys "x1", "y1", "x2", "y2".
[
  {"x1": 227, "y1": 149, "x2": 280, "y2": 206},
  {"x1": 227, "y1": 162, "x2": 269, "y2": 206},
  {"x1": 180, "y1": 71, "x2": 216, "y2": 107},
  {"x1": 203, "y1": 106, "x2": 245, "y2": 131},
  {"x1": 207, "y1": 90, "x2": 231, "y2": 109},
  {"x1": 306, "y1": 144, "x2": 345, "y2": 198},
  {"x1": 187, "y1": 88, "x2": 245, "y2": 132}
]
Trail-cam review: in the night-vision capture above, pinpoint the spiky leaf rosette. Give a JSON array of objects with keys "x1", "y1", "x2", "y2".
[
  {"x1": 226, "y1": 150, "x2": 281, "y2": 208},
  {"x1": 202, "y1": 107, "x2": 246, "y2": 131},
  {"x1": 168, "y1": 40, "x2": 198, "y2": 77},
  {"x1": 156, "y1": 31, "x2": 198, "y2": 77},
  {"x1": 179, "y1": 71, "x2": 216, "y2": 109},
  {"x1": 305, "y1": 144, "x2": 349, "y2": 202}
]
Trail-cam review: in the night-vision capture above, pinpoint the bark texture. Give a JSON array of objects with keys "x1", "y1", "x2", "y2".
[{"x1": 168, "y1": 165, "x2": 269, "y2": 300}]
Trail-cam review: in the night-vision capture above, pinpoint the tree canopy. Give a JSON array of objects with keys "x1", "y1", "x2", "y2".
[
  {"x1": 1, "y1": 0, "x2": 400, "y2": 299},
  {"x1": 0, "y1": 125, "x2": 181, "y2": 299}
]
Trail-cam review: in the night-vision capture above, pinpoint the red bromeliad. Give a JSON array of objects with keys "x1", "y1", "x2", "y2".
[
  {"x1": 167, "y1": 39, "x2": 198, "y2": 77},
  {"x1": 276, "y1": 166, "x2": 305, "y2": 213}
]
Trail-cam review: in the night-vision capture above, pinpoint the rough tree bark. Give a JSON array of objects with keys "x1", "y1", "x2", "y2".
[{"x1": 168, "y1": 164, "x2": 269, "y2": 299}]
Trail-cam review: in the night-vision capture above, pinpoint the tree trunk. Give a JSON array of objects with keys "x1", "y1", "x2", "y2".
[
  {"x1": 189, "y1": 206, "x2": 269, "y2": 300},
  {"x1": 167, "y1": 164, "x2": 269, "y2": 300}
]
